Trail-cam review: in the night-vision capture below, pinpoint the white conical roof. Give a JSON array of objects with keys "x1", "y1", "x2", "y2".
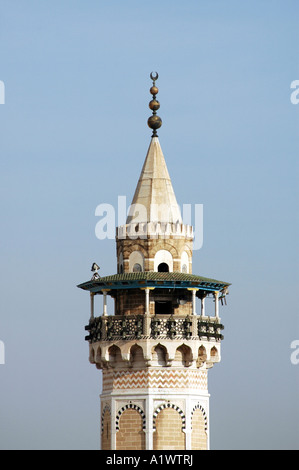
[{"x1": 127, "y1": 137, "x2": 182, "y2": 224}]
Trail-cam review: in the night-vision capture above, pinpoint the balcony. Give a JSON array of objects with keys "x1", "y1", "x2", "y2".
[{"x1": 85, "y1": 314, "x2": 224, "y2": 343}]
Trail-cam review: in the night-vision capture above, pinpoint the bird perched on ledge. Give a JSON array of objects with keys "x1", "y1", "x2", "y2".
[{"x1": 91, "y1": 262, "x2": 100, "y2": 280}]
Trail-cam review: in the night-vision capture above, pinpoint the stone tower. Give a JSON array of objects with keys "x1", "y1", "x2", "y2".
[{"x1": 78, "y1": 73, "x2": 230, "y2": 451}]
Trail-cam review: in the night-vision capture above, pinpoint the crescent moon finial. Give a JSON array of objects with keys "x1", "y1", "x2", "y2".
[{"x1": 150, "y1": 71, "x2": 159, "y2": 82}]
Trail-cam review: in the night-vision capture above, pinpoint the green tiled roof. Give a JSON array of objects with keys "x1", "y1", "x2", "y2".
[
  {"x1": 95, "y1": 272, "x2": 229, "y2": 284},
  {"x1": 77, "y1": 271, "x2": 230, "y2": 293}
]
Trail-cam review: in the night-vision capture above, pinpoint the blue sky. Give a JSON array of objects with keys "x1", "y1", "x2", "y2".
[{"x1": 0, "y1": 0, "x2": 298, "y2": 449}]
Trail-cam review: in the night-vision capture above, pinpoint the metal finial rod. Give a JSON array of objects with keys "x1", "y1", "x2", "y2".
[{"x1": 147, "y1": 72, "x2": 162, "y2": 137}]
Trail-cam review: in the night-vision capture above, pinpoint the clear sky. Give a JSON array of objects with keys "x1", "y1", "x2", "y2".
[{"x1": 0, "y1": 0, "x2": 298, "y2": 450}]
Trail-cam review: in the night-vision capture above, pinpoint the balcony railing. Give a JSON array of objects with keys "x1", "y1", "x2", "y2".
[{"x1": 85, "y1": 314, "x2": 224, "y2": 343}]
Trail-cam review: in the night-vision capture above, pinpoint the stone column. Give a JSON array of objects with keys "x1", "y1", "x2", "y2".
[
  {"x1": 90, "y1": 292, "x2": 95, "y2": 320},
  {"x1": 145, "y1": 395, "x2": 154, "y2": 450},
  {"x1": 214, "y1": 291, "x2": 219, "y2": 319},
  {"x1": 187, "y1": 288, "x2": 198, "y2": 315},
  {"x1": 141, "y1": 287, "x2": 155, "y2": 336},
  {"x1": 192, "y1": 289, "x2": 196, "y2": 315},
  {"x1": 102, "y1": 289, "x2": 110, "y2": 316},
  {"x1": 111, "y1": 397, "x2": 117, "y2": 450},
  {"x1": 184, "y1": 397, "x2": 192, "y2": 450},
  {"x1": 145, "y1": 287, "x2": 150, "y2": 314},
  {"x1": 201, "y1": 294, "x2": 207, "y2": 317},
  {"x1": 188, "y1": 288, "x2": 199, "y2": 337}
]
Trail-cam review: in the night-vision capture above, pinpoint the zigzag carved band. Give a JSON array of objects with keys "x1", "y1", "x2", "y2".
[{"x1": 102, "y1": 369, "x2": 207, "y2": 392}]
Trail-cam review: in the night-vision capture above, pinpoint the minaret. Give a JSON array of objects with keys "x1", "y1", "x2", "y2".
[{"x1": 78, "y1": 73, "x2": 230, "y2": 451}]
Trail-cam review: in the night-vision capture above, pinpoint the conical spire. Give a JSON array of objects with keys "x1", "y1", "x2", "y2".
[
  {"x1": 127, "y1": 137, "x2": 182, "y2": 224},
  {"x1": 127, "y1": 73, "x2": 182, "y2": 225}
]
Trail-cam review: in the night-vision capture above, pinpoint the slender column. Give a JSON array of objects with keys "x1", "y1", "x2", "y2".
[
  {"x1": 201, "y1": 294, "x2": 206, "y2": 317},
  {"x1": 145, "y1": 395, "x2": 154, "y2": 450},
  {"x1": 90, "y1": 292, "x2": 95, "y2": 320},
  {"x1": 140, "y1": 287, "x2": 155, "y2": 336},
  {"x1": 206, "y1": 398, "x2": 211, "y2": 451},
  {"x1": 140, "y1": 287, "x2": 155, "y2": 313},
  {"x1": 187, "y1": 288, "x2": 198, "y2": 315},
  {"x1": 192, "y1": 289, "x2": 196, "y2": 315},
  {"x1": 102, "y1": 289, "x2": 110, "y2": 316},
  {"x1": 188, "y1": 288, "x2": 199, "y2": 337},
  {"x1": 214, "y1": 291, "x2": 219, "y2": 318},
  {"x1": 111, "y1": 397, "x2": 117, "y2": 450},
  {"x1": 184, "y1": 398, "x2": 192, "y2": 450},
  {"x1": 145, "y1": 288, "x2": 150, "y2": 314}
]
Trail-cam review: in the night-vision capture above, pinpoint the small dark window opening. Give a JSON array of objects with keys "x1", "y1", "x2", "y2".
[
  {"x1": 158, "y1": 262, "x2": 169, "y2": 272},
  {"x1": 155, "y1": 301, "x2": 172, "y2": 315},
  {"x1": 133, "y1": 263, "x2": 142, "y2": 272}
]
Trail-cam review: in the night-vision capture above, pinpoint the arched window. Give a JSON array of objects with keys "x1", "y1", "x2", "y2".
[
  {"x1": 116, "y1": 405, "x2": 146, "y2": 450},
  {"x1": 153, "y1": 404, "x2": 186, "y2": 450},
  {"x1": 118, "y1": 252, "x2": 124, "y2": 274},
  {"x1": 197, "y1": 345, "x2": 207, "y2": 367},
  {"x1": 181, "y1": 251, "x2": 189, "y2": 273},
  {"x1": 174, "y1": 345, "x2": 193, "y2": 367},
  {"x1": 129, "y1": 251, "x2": 144, "y2": 272},
  {"x1": 133, "y1": 263, "x2": 142, "y2": 272},
  {"x1": 158, "y1": 262, "x2": 169, "y2": 272},
  {"x1": 154, "y1": 250, "x2": 173, "y2": 272},
  {"x1": 152, "y1": 345, "x2": 168, "y2": 366},
  {"x1": 210, "y1": 346, "x2": 219, "y2": 362},
  {"x1": 130, "y1": 344, "x2": 146, "y2": 368}
]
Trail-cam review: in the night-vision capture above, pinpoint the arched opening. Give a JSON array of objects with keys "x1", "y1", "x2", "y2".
[
  {"x1": 158, "y1": 262, "x2": 169, "y2": 272},
  {"x1": 108, "y1": 345, "x2": 123, "y2": 367},
  {"x1": 130, "y1": 344, "x2": 146, "y2": 368},
  {"x1": 133, "y1": 263, "x2": 142, "y2": 272},
  {"x1": 152, "y1": 344, "x2": 168, "y2": 366},
  {"x1": 95, "y1": 346, "x2": 102, "y2": 363},
  {"x1": 118, "y1": 252, "x2": 124, "y2": 274},
  {"x1": 191, "y1": 408, "x2": 208, "y2": 450},
  {"x1": 153, "y1": 405, "x2": 186, "y2": 450},
  {"x1": 116, "y1": 408, "x2": 145, "y2": 450},
  {"x1": 181, "y1": 251, "x2": 189, "y2": 274},
  {"x1": 154, "y1": 250, "x2": 173, "y2": 272},
  {"x1": 210, "y1": 346, "x2": 219, "y2": 362},
  {"x1": 89, "y1": 347, "x2": 95, "y2": 364},
  {"x1": 174, "y1": 345, "x2": 193, "y2": 367},
  {"x1": 129, "y1": 251, "x2": 144, "y2": 272},
  {"x1": 197, "y1": 345, "x2": 207, "y2": 367}
]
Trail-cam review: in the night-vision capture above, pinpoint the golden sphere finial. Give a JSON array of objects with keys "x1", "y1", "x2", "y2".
[{"x1": 148, "y1": 72, "x2": 162, "y2": 137}]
